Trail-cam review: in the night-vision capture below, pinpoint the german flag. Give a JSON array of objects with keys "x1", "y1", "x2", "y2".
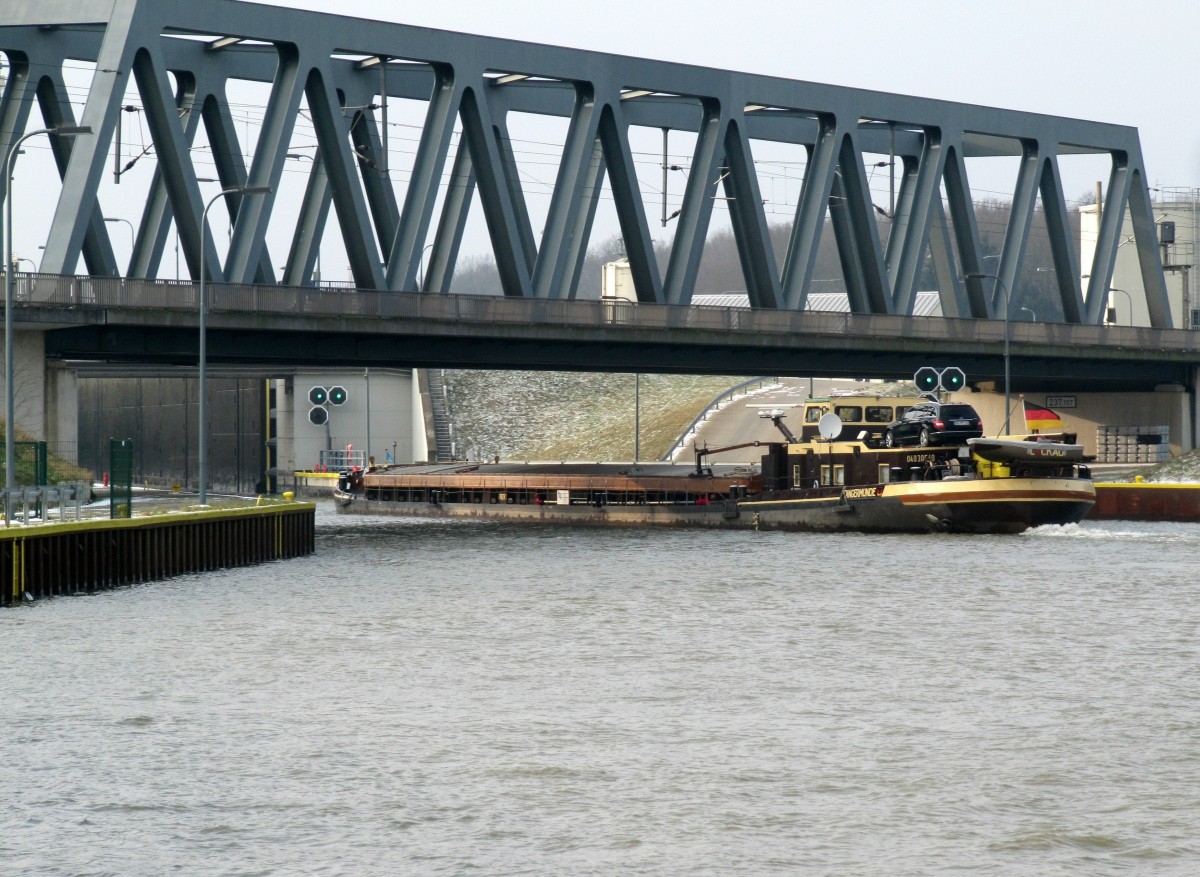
[{"x1": 1023, "y1": 400, "x2": 1064, "y2": 432}]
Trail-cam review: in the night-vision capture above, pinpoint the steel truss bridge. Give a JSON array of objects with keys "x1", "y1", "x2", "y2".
[{"x1": 0, "y1": 0, "x2": 1176, "y2": 341}]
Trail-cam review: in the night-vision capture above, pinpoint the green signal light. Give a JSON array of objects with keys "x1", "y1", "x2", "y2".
[
  {"x1": 913, "y1": 367, "x2": 940, "y2": 392},
  {"x1": 328, "y1": 385, "x2": 348, "y2": 405},
  {"x1": 309, "y1": 386, "x2": 328, "y2": 406},
  {"x1": 941, "y1": 367, "x2": 966, "y2": 391}
]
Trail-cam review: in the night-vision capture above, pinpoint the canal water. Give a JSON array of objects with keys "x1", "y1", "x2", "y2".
[{"x1": 3, "y1": 504, "x2": 1198, "y2": 876}]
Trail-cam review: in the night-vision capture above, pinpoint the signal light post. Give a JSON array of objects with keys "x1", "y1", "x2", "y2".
[
  {"x1": 307, "y1": 385, "x2": 351, "y2": 467},
  {"x1": 965, "y1": 272, "x2": 1011, "y2": 435}
]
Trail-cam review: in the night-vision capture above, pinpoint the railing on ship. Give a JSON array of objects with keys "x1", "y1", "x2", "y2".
[
  {"x1": 318, "y1": 448, "x2": 366, "y2": 472},
  {"x1": 6, "y1": 271, "x2": 1200, "y2": 354}
]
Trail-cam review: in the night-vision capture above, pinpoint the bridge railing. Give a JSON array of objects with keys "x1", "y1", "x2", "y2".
[{"x1": 8, "y1": 271, "x2": 1200, "y2": 355}]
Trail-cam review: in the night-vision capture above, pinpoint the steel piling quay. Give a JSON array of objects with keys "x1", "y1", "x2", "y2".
[{"x1": 1, "y1": 503, "x2": 315, "y2": 606}]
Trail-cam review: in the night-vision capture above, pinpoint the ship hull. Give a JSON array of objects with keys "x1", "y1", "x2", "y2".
[
  {"x1": 736, "y1": 477, "x2": 1094, "y2": 534},
  {"x1": 336, "y1": 476, "x2": 1095, "y2": 534}
]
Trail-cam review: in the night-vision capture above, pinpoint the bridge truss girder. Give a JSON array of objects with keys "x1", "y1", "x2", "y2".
[{"x1": 0, "y1": 0, "x2": 1173, "y2": 325}]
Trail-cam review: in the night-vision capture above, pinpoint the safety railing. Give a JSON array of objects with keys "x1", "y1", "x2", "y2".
[
  {"x1": 2, "y1": 482, "x2": 90, "y2": 525},
  {"x1": 6, "y1": 271, "x2": 1200, "y2": 357},
  {"x1": 318, "y1": 448, "x2": 366, "y2": 472}
]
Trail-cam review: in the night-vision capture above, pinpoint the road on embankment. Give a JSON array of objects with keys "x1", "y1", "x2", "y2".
[{"x1": 678, "y1": 378, "x2": 873, "y2": 464}]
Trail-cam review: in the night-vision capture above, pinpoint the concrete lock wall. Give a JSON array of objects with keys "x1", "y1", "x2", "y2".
[
  {"x1": 951, "y1": 387, "x2": 1193, "y2": 458},
  {"x1": 276, "y1": 369, "x2": 422, "y2": 471}
]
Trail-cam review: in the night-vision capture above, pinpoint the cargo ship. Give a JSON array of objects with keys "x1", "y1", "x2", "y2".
[{"x1": 334, "y1": 410, "x2": 1096, "y2": 534}]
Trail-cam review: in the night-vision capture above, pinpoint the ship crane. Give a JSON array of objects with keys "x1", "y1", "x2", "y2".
[
  {"x1": 759, "y1": 408, "x2": 797, "y2": 442},
  {"x1": 692, "y1": 440, "x2": 763, "y2": 476}
]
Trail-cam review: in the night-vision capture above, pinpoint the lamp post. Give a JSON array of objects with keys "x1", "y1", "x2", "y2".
[
  {"x1": 103, "y1": 217, "x2": 135, "y2": 272},
  {"x1": 634, "y1": 373, "x2": 640, "y2": 464},
  {"x1": 1019, "y1": 306, "x2": 1037, "y2": 321},
  {"x1": 965, "y1": 271, "x2": 1012, "y2": 434},
  {"x1": 1108, "y1": 287, "x2": 1133, "y2": 324},
  {"x1": 198, "y1": 184, "x2": 271, "y2": 504},
  {"x1": 4, "y1": 125, "x2": 91, "y2": 523},
  {"x1": 418, "y1": 242, "x2": 434, "y2": 291},
  {"x1": 285, "y1": 153, "x2": 321, "y2": 284}
]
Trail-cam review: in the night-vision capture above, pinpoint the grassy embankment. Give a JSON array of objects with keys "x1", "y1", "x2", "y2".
[
  {"x1": 444, "y1": 371, "x2": 754, "y2": 462},
  {"x1": 0, "y1": 426, "x2": 92, "y2": 485}
]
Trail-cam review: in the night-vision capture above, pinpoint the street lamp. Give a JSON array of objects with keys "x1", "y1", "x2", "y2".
[
  {"x1": 1019, "y1": 306, "x2": 1037, "y2": 321},
  {"x1": 418, "y1": 242, "x2": 434, "y2": 291},
  {"x1": 285, "y1": 153, "x2": 322, "y2": 284},
  {"x1": 198, "y1": 184, "x2": 271, "y2": 505},
  {"x1": 965, "y1": 271, "x2": 1012, "y2": 434},
  {"x1": 1108, "y1": 287, "x2": 1133, "y2": 325},
  {"x1": 103, "y1": 217, "x2": 135, "y2": 274},
  {"x1": 4, "y1": 124, "x2": 92, "y2": 523}
]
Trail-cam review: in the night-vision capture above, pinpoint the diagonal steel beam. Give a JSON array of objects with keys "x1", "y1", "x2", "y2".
[
  {"x1": 663, "y1": 100, "x2": 726, "y2": 306},
  {"x1": 721, "y1": 119, "x2": 781, "y2": 309},
  {"x1": 224, "y1": 43, "x2": 302, "y2": 284},
  {"x1": 596, "y1": 102, "x2": 662, "y2": 304},
  {"x1": 386, "y1": 66, "x2": 460, "y2": 291},
  {"x1": 424, "y1": 139, "x2": 475, "y2": 293},
  {"x1": 532, "y1": 84, "x2": 604, "y2": 299}
]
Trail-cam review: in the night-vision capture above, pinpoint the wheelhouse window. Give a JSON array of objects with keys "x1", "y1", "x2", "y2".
[
  {"x1": 820, "y1": 464, "x2": 846, "y2": 486},
  {"x1": 865, "y1": 406, "x2": 893, "y2": 423},
  {"x1": 834, "y1": 406, "x2": 863, "y2": 422}
]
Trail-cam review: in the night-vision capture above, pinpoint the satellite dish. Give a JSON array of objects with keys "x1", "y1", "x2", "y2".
[{"x1": 818, "y1": 412, "x2": 843, "y2": 440}]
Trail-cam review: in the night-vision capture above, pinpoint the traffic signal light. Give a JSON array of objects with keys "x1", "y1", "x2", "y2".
[
  {"x1": 941, "y1": 367, "x2": 965, "y2": 392},
  {"x1": 913, "y1": 367, "x2": 967, "y2": 393},
  {"x1": 309, "y1": 386, "x2": 328, "y2": 405},
  {"x1": 308, "y1": 406, "x2": 329, "y2": 426},
  {"x1": 328, "y1": 385, "x2": 348, "y2": 405},
  {"x1": 913, "y1": 367, "x2": 940, "y2": 393}
]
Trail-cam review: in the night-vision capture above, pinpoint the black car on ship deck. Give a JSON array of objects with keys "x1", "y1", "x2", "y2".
[{"x1": 883, "y1": 402, "x2": 983, "y2": 448}]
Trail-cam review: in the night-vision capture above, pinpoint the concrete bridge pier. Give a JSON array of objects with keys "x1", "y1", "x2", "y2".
[{"x1": 0, "y1": 329, "x2": 78, "y2": 464}]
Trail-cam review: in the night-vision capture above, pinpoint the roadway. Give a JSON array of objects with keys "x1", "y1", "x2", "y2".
[{"x1": 677, "y1": 378, "x2": 852, "y2": 465}]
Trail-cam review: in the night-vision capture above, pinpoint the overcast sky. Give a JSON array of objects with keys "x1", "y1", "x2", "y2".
[
  {"x1": 261, "y1": 0, "x2": 1200, "y2": 191},
  {"x1": 13, "y1": 0, "x2": 1198, "y2": 278}
]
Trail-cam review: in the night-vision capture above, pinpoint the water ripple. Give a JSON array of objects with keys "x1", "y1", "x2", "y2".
[{"x1": 2, "y1": 509, "x2": 1199, "y2": 876}]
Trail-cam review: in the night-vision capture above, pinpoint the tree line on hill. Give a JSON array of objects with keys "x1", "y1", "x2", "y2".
[{"x1": 446, "y1": 197, "x2": 1083, "y2": 320}]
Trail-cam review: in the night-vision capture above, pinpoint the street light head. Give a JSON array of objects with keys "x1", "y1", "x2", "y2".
[
  {"x1": 233, "y1": 185, "x2": 272, "y2": 195},
  {"x1": 51, "y1": 125, "x2": 93, "y2": 136}
]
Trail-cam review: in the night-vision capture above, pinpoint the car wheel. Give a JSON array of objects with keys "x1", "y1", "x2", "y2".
[
  {"x1": 884, "y1": 429, "x2": 895, "y2": 448},
  {"x1": 919, "y1": 427, "x2": 932, "y2": 447}
]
